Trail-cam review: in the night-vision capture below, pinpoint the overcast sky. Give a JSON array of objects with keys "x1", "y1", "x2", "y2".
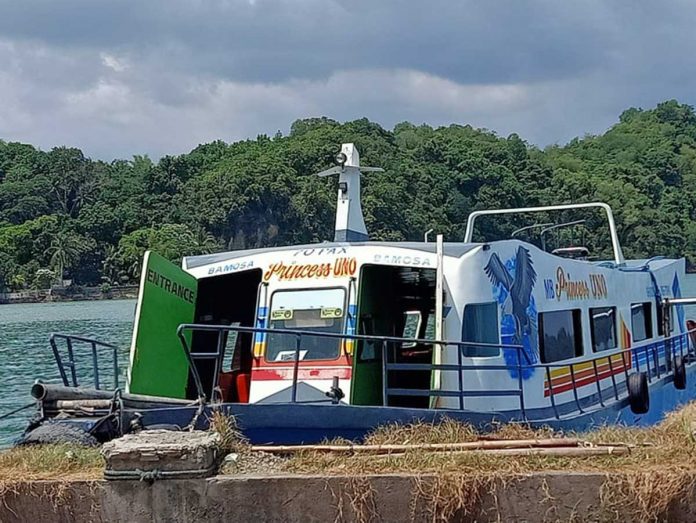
[{"x1": 0, "y1": 1, "x2": 694, "y2": 160}]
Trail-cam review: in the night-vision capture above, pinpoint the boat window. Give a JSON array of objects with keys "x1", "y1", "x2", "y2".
[
  {"x1": 590, "y1": 307, "x2": 617, "y2": 352},
  {"x1": 631, "y1": 302, "x2": 653, "y2": 342},
  {"x1": 461, "y1": 303, "x2": 500, "y2": 357},
  {"x1": 401, "y1": 311, "x2": 422, "y2": 348},
  {"x1": 539, "y1": 309, "x2": 583, "y2": 363},
  {"x1": 224, "y1": 321, "x2": 241, "y2": 370},
  {"x1": 656, "y1": 302, "x2": 674, "y2": 336},
  {"x1": 424, "y1": 313, "x2": 435, "y2": 340},
  {"x1": 266, "y1": 288, "x2": 346, "y2": 362}
]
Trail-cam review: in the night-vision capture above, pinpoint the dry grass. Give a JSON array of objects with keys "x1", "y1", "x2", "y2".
[
  {"x1": 208, "y1": 409, "x2": 249, "y2": 455},
  {"x1": 0, "y1": 444, "x2": 103, "y2": 489},
  {"x1": 285, "y1": 404, "x2": 696, "y2": 476},
  {"x1": 329, "y1": 476, "x2": 379, "y2": 523},
  {"x1": 364, "y1": 419, "x2": 479, "y2": 445}
]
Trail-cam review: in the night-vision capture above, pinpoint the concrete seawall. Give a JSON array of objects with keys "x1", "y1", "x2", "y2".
[
  {"x1": 0, "y1": 285, "x2": 138, "y2": 305},
  {"x1": 2, "y1": 472, "x2": 695, "y2": 522}
]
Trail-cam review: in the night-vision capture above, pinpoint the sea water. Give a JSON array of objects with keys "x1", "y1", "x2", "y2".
[{"x1": 0, "y1": 300, "x2": 136, "y2": 447}]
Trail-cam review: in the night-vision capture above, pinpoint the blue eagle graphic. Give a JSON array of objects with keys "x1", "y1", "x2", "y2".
[{"x1": 484, "y1": 246, "x2": 538, "y2": 374}]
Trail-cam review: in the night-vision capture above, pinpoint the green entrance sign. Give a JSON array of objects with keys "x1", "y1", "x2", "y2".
[{"x1": 127, "y1": 251, "x2": 198, "y2": 398}]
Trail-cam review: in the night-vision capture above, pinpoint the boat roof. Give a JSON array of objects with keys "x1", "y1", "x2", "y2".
[
  {"x1": 183, "y1": 241, "x2": 481, "y2": 269},
  {"x1": 184, "y1": 241, "x2": 681, "y2": 272}
]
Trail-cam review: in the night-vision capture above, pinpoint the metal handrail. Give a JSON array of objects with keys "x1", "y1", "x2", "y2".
[
  {"x1": 176, "y1": 323, "x2": 530, "y2": 405},
  {"x1": 176, "y1": 323, "x2": 696, "y2": 420},
  {"x1": 537, "y1": 329, "x2": 696, "y2": 419},
  {"x1": 49, "y1": 333, "x2": 120, "y2": 390}
]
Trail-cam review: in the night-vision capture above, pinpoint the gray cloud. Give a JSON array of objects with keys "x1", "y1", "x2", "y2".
[{"x1": 0, "y1": 1, "x2": 695, "y2": 159}]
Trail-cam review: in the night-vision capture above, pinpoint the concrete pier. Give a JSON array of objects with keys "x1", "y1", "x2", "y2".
[{"x1": 1, "y1": 471, "x2": 695, "y2": 522}]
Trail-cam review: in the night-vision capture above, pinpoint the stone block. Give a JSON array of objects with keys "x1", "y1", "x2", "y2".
[{"x1": 101, "y1": 429, "x2": 221, "y2": 480}]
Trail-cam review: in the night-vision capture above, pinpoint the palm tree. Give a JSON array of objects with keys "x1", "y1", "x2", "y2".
[
  {"x1": 48, "y1": 232, "x2": 83, "y2": 286},
  {"x1": 194, "y1": 226, "x2": 221, "y2": 254}
]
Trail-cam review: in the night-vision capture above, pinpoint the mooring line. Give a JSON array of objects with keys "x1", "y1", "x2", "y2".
[{"x1": 0, "y1": 402, "x2": 35, "y2": 421}]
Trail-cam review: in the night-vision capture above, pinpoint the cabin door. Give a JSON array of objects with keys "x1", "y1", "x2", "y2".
[
  {"x1": 128, "y1": 251, "x2": 198, "y2": 399},
  {"x1": 352, "y1": 264, "x2": 436, "y2": 407},
  {"x1": 187, "y1": 268, "x2": 262, "y2": 402}
]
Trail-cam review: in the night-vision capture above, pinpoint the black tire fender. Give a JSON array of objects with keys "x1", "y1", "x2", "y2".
[
  {"x1": 19, "y1": 423, "x2": 98, "y2": 447},
  {"x1": 674, "y1": 355, "x2": 687, "y2": 390},
  {"x1": 627, "y1": 372, "x2": 650, "y2": 414}
]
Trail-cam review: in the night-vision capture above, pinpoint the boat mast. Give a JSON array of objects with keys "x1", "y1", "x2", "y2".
[{"x1": 313, "y1": 143, "x2": 383, "y2": 242}]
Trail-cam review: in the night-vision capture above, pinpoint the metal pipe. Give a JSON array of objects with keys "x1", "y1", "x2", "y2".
[
  {"x1": 568, "y1": 365, "x2": 584, "y2": 413},
  {"x1": 67, "y1": 337, "x2": 77, "y2": 386},
  {"x1": 540, "y1": 220, "x2": 586, "y2": 252},
  {"x1": 91, "y1": 341, "x2": 100, "y2": 390},
  {"x1": 457, "y1": 343, "x2": 464, "y2": 410},
  {"x1": 607, "y1": 356, "x2": 619, "y2": 401},
  {"x1": 113, "y1": 346, "x2": 119, "y2": 389},
  {"x1": 177, "y1": 323, "x2": 524, "y2": 350},
  {"x1": 381, "y1": 340, "x2": 388, "y2": 406},
  {"x1": 511, "y1": 223, "x2": 553, "y2": 238},
  {"x1": 592, "y1": 359, "x2": 604, "y2": 407},
  {"x1": 545, "y1": 366, "x2": 559, "y2": 419},
  {"x1": 212, "y1": 330, "x2": 226, "y2": 399},
  {"x1": 664, "y1": 297, "x2": 696, "y2": 306},
  {"x1": 464, "y1": 202, "x2": 624, "y2": 265},
  {"x1": 50, "y1": 337, "x2": 70, "y2": 387},
  {"x1": 177, "y1": 330, "x2": 207, "y2": 401},
  {"x1": 32, "y1": 384, "x2": 191, "y2": 406},
  {"x1": 517, "y1": 358, "x2": 526, "y2": 421},
  {"x1": 291, "y1": 334, "x2": 302, "y2": 403}
]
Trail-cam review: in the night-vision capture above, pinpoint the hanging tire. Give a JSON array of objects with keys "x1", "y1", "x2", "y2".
[
  {"x1": 627, "y1": 372, "x2": 650, "y2": 414},
  {"x1": 674, "y1": 355, "x2": 687, "y2": 390},
  {"x1": 19, "y1": 423, "x2": 98, "y2": 447}
]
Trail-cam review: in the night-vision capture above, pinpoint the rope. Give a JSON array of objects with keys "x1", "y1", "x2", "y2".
[
  {"x1": 109, "y1": 388, "x2": 125, "y2": 436},
  {"x1": 186, "y1": 396, "x2": 206, "y2": 432},
  {"x1": 0, "y1": 402, "x2": 35, "y2": 421},
  {"x1": 103, "y1": 463, "x2": 218, "y2": 482}
]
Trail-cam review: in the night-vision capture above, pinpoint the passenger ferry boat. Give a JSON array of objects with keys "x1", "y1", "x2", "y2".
[{"x1": 28, "y1": 144, "x2": 696, "y2": 444}]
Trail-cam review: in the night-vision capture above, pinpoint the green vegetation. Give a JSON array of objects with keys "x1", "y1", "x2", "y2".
[{"x1": 1, "y1": 100, "x2": 696, "y2": 291}]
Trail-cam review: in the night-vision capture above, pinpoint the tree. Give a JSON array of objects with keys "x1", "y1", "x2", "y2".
[
  {"x1": 1, "y1": 101, "x2": 696, "y2": 289},
  {"x1": 47, "y1": 230, "x2": 93, "y2": 285}
]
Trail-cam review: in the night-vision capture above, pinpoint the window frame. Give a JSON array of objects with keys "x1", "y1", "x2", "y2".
[
  {"x1": 401, "y1": 310, "x2": 423, "y2": 349},
  {"x1": 461, "y1": 302, "x2": 501, "y2": 358},
  {"x1": 656, "y1": 301, "x2": 674, "y2": 337},
  {"x1": 264, "y1": 286, "x2": 348, "y2": 363},
  {"x1": 538, "y1": 308, "x2": 584, "y2": 364},
  {"x1": 630, "y1": 302, "x2": 653, "y2": 343},
  {"x1": 589, "y1": 306, "x2": 618, "y2": 353}
]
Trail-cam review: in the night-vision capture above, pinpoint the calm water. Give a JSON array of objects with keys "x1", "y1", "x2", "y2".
[
  {"x1": 0, "y1": 300, "x2": 136, "y2": 446},
  {"x1": 1, "y1": 276, "x2": 695, "y2": 447}
]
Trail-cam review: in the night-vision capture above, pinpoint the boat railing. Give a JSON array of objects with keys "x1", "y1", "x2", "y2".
[
  {"x1": 543, "y1": 328, "x2": 695, "y2": 418},
  {"x1": 176, "y1": 323, "x2": 530, "y2": 411},
  {"x1": 176, "y1": 324, "x2": 696, "y2": 421},
  {"x1": 49, "y1": 333, "x2": 120, "y2": 390}
]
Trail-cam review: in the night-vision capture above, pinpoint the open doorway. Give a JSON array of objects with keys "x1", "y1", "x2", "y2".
[
  {"x1": 352, "y1": 264, "x2": 436, "y2": 407},
  {"x1": 186, "y1": 269, "x2": 262, "y2": 401}
]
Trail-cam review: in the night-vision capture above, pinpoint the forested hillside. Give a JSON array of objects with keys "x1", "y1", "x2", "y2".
[{"x1": 1, "y1": 100, "x2": 695, "y2": 291}]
